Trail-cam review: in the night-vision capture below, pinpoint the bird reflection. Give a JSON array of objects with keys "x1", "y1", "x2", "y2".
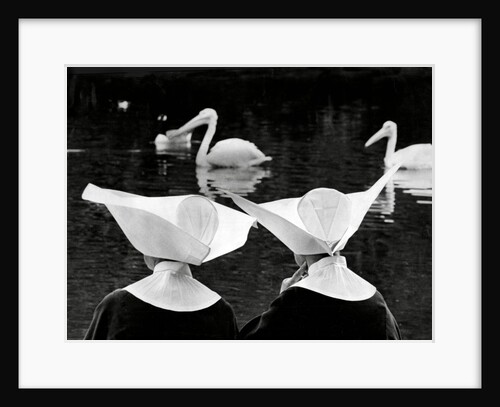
[
  {"x1": 369, "y1": 168, "x2": 433, "y2": 220},
  {"x1": 392, "y1": 168, "x2": 432, "y2": 200},
  {"x1": 155, "y1": 157, "x2": 169, "y2": 176},
  {"x1": 154, "y1": 146, "x2": 193, "y2": 160},
  {"x1": 154, "y1": 148, "x2": 193, "y2": 176},
  {"x1": 196, "y1": 166, "x2": 272, "y2": 199}
]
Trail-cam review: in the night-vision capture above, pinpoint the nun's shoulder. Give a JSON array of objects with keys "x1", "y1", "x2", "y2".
[
  {"x1": 211, "y1": 297, "x2": 236, "y2": 313},
  {"x1": 370, "y1": 290, "x2": 396, "y2": 309},
  {"x1": 269, "y1": 286, "x2": 310, "y2": 306},
  {"x1": 95, "y1": 289, "x2": 132, "y2": 309},
  {"x1": 372, "y1": 290, "x2": 389, "y2": 302}
]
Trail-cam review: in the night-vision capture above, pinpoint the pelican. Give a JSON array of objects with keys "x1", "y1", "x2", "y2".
[
  {"x1": 153, "y1": 114, "x2": 193, "y2": 150},
  {"x1": 154, "y1": 130, "x2": 193, "y2": 150},
  {"x1": 365, "y1": 121, "x2": 432, "y2": 169},
  {"x1": 167, "y1": 108, "x2": 272, "y2": 168}
]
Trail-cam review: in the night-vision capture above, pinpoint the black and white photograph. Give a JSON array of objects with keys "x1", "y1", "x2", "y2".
[
  {"x1": 19, "y1": 19, "x2": 482, "y2": 389},
  {"x1": 67, "y1": 66, "x2": 432, "y2": 341}
]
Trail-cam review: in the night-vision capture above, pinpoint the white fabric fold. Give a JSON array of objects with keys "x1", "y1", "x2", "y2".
[
  {"x1": 223, "y1": 164, "x2": 401, "y2": 256},
  {"x1": 291, "y1": 256, "x2": 376, "y2": 301},
  {"x1": 222, "y1": 166, "x2": 401, "y2": 300},
  {"x1": 332, "y1": 164, "x2": 402, "y2": 252},
  {"x1": 123, "y1": 261, "x2": 221, "y2": 311},
  {"x1": 297, "y1": 188, "x2": 352, "y2": 247},
  {"x1": 82, "y1": 184, "x2": 257, "y2": 265}
]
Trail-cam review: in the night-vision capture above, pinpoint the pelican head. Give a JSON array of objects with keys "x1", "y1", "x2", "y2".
[
  {"x1": 198, "y1": 108, "x2": 218, "y2": 120},
  {"x1": 167, "y1": 108, "x2": 218, "y2": 140},
  {"x1": 365, "y1": 121, "x2": 397, "y2": 147}
]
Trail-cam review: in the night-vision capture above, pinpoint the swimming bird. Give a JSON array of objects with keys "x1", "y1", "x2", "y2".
[
  {"x1": 167, "y1": 108, "x2": 272, "y2": 168},
  {"x1": 365, "y1": 121, "x2": 432, "y2": 169},
  {"x1": 153, "y1": 114, "x2": 192, "y2": 150},
  {"x1": 154, "y1": 131, "x2": 192, "y2": 150}
]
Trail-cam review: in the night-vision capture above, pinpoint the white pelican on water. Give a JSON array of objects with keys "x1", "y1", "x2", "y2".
[
  {"x1": 167, "y1": 108, "x2": 272, "y2": 168},
  {"x1": 365, "y1": 121, "x2": 432, "y2": 169},
  {"x1": 154, "y1": 114, "x2": 193, "y2": 150}
]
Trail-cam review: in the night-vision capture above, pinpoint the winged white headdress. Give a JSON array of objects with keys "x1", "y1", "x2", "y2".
[
  {"x1": 223, "y1": 165, "x2": 401, "y2": 301},
  {"x1": 82, "y1": 184, "x2": 257, "y2": 311}
]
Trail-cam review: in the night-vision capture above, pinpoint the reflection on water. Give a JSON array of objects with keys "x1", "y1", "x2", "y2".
[
  {"x1": 370, "y1": 168, "x2": 433, "y2": 223},
  {"x1": 153, "y1": 148, "x2": 274, "y2": 198},
  {"x1": 196, "y1": 166, "x2": 272, "y2": 199},
  {"x1": 67, "y1": 67, "x2": 432, "y2": 340},
  {"x1": 393, "y1": 169, "x2": 433, "y2": 204}
]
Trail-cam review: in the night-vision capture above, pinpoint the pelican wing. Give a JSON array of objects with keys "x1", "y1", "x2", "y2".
[{"x1": 207, "y1": 138, "x2": 266, "y2": 167}]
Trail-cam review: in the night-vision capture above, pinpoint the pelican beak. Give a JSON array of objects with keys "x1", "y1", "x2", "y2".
[
  {"x1": 167, "y1": 113, "x2": 209, "y2": 140},
  {"x1": 365, "y1": 127, "x2": 389, "y2": 147}
]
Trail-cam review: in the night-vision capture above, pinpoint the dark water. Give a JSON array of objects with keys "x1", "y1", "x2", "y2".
[{"x1": 67, "y1": 67, "x2": 432, "y2": 340}]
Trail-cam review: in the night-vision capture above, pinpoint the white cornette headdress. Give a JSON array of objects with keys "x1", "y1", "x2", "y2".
[
  {"x1": 223, "y1": 165, "x2": 401, "y2": 301},
  {"x1": 82, "y1": 184, "x2": 257, "y2": 311}
]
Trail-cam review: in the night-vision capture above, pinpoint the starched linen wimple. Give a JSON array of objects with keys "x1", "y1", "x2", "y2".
[{"x1": 124, "y1": 261, "x2": 221, "y2": 311}]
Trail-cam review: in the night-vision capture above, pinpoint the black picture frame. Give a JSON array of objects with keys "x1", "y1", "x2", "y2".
[{"x1": 14, "y1": 12, "x2": 489, "y2": 397}]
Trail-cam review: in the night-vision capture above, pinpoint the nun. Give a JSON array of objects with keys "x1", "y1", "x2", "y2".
[
  {"x1": 224, "y1": 165, "x2": 403, "y2": 340},
  {"x1": 81, "y1": 184, "x2": 256, "y2": 340}
]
